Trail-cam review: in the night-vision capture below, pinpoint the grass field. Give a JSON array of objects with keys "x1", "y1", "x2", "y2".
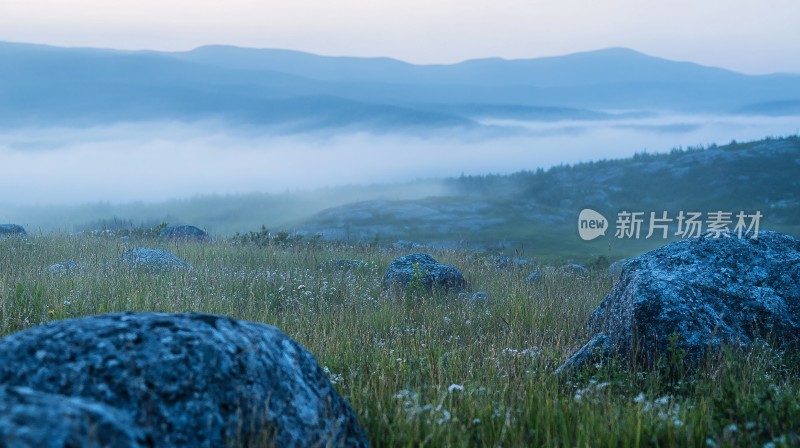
[{"x1": 1, "y1": 234, "x2": 798, "y2": 447}]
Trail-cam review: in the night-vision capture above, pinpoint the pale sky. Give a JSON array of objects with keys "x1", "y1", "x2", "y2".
[{"x1": 0, "y1": 0, "x2": 798, "y2": 74}]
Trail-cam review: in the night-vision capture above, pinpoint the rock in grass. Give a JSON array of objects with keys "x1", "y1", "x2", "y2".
[
  {"x1": 0, "y1": 224, "x2": 25, "y2": 237},
  {"x1": 0, "y1": 385, "x2": 148, "y2": 448},
  {"x1": 608, "y1": 258, "x2": 628, "y2": 280},
  {"x1": 122, "y1": 247, "x2": 191, "y2": 271},
  {"x1": 160, "y1": 225, "x2": 209, "y2": 242},
  {"x1": 0, "y1": 312, "x2": 368, "y2": 448},
  {"x1": 48, "y1": 261, "x2": 78, "y2": 275},
  {"x1": 526, "y1": 271, "x2": 542, "y2": 284},
  {"x1": 493, "y1": 256, "x2": 511, "y2": 270},
  {"x1": 557, "y1": 231, "x2": 800, "y2": 373},
  {"x1": 559, "y1": 263, "x2": 589, "y2": 276},
  {"x1": 383, "y1": 253, "x2": 466, "y2": 293}
]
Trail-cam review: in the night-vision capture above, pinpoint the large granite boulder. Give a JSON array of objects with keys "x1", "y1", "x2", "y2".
[
  {"x1": 0, "y1": 224, "x2": 26, "y2": 237},
  {"x1": 0, "y1": 385, "x2": 148, "y2": 448},
  {"x1": 383, "y1": 253, "x2": 466, "y2": 293},
  {"x1": 160, "y1": 225, "x2": 209, "y2": 242},
  {"x1": 122, "y1": 247, "x2": 191, "y2": 271},
  {"x1": 557, "y1": 231, "x2": 800, "y2": 373},
  {"x1": 0, "y1": 312, "x2": 368, "y2": 447}
]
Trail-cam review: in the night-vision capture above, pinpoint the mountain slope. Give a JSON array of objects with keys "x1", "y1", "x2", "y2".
[{"x1": 290, "y1": 136, "x2": 800, "y2": 257}]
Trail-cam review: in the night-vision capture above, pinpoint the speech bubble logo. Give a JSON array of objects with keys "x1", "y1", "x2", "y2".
[{"x1": 578, "y1": 209, "x2": 608, "y2": 240}]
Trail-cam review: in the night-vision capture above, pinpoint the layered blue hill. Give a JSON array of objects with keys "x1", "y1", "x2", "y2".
[{"x1": 1, "y1": 42, "x2": 799, "y2": 131}]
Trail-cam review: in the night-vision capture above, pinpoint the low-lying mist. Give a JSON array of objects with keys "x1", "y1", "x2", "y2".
[{"x1": 1, "y1": 113, "x2": 798, "y2": 207}]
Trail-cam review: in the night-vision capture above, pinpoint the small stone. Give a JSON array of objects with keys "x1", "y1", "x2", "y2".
[
  {"x1": 0, "y1": 224, "x2": 26, "y2": 237},
  {"x1": 608, "y1": 258, "x2": 628, "y2": 279},
  {"x1": 47, "y1": 261, "x2": 78, "y2": 275},
  {"x1": 493, "y1": 256, "x2": 511, "y2": 270},
  {"x1": 383, "y1": 253, "x2": 466, "y2": 293},
  {"x1": 526, "y1": 271, "x2": 542, "y2": 284},
  {"x1": 559, "y1": 263, "x2": 589, "y2": 276},
  {"x1": 122, "y1": 247, "x2": 191, "y2": 272},
  {"x1": 159, "y1": 225, "x2": 209, "y2": 242}
]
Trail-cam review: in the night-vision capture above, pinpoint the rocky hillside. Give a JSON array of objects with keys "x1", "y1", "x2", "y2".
[{"x1": 292, "y1": 136, "x2": 800, "y2": 257}]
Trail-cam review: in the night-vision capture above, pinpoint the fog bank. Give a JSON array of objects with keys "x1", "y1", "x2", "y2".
[{"x1": 1, "y1": 114, "x2": 798, "y2": 205}]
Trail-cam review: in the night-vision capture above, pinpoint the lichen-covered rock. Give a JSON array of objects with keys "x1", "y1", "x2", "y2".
[
  {"x1": 48, "y1": 261, "x2": 78, "y2": 275},
  {"x1": 160, "y1": 225, "x2": 209, "y2": 242},
  {"x1": 557, "y1": 231, "x2": 800, "y2": 373},
  {"x1": 383, "y1": 253, "x2": 466, "y2": 293},
  {"x1": 0, "y1": 224, "x2": 26, "y2": 236},
  {"x1": 0, "y1": 385, "x2": 148, "y2": 448},
  {"x1": 0, "y1": 312, "x2": 368, "y2": 448},
  {"x1": 122, "y1": 247, "x2": 191, "y2": 271}
]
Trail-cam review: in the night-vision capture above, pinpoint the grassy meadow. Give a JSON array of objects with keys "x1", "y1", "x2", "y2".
[{"x1": 1, "y1": 234, "x2": 798, "y2": 447}]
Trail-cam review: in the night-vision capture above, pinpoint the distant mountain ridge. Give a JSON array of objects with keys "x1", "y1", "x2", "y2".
[
  {"x1": 1, "y1": 41, "x2": 799, "y2": 132},
  {"x1": 177, "y1": 46, "x2": 745, "y2": 87}
]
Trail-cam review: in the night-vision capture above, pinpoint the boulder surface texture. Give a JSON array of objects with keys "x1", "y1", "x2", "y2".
[
  {"x1": 383, "y1": 253, "x2": 466, "y2": 293},
  {"x1": 0, "y1": 312, "x2": 368, "y2": 447},
  {"x1": 557, "y1": 231, "x2": 800, "y2": 373}
]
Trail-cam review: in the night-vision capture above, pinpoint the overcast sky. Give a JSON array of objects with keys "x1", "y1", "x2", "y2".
[{"x1": 0, "y1": 0, "x2": 798, "y2": 74}]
